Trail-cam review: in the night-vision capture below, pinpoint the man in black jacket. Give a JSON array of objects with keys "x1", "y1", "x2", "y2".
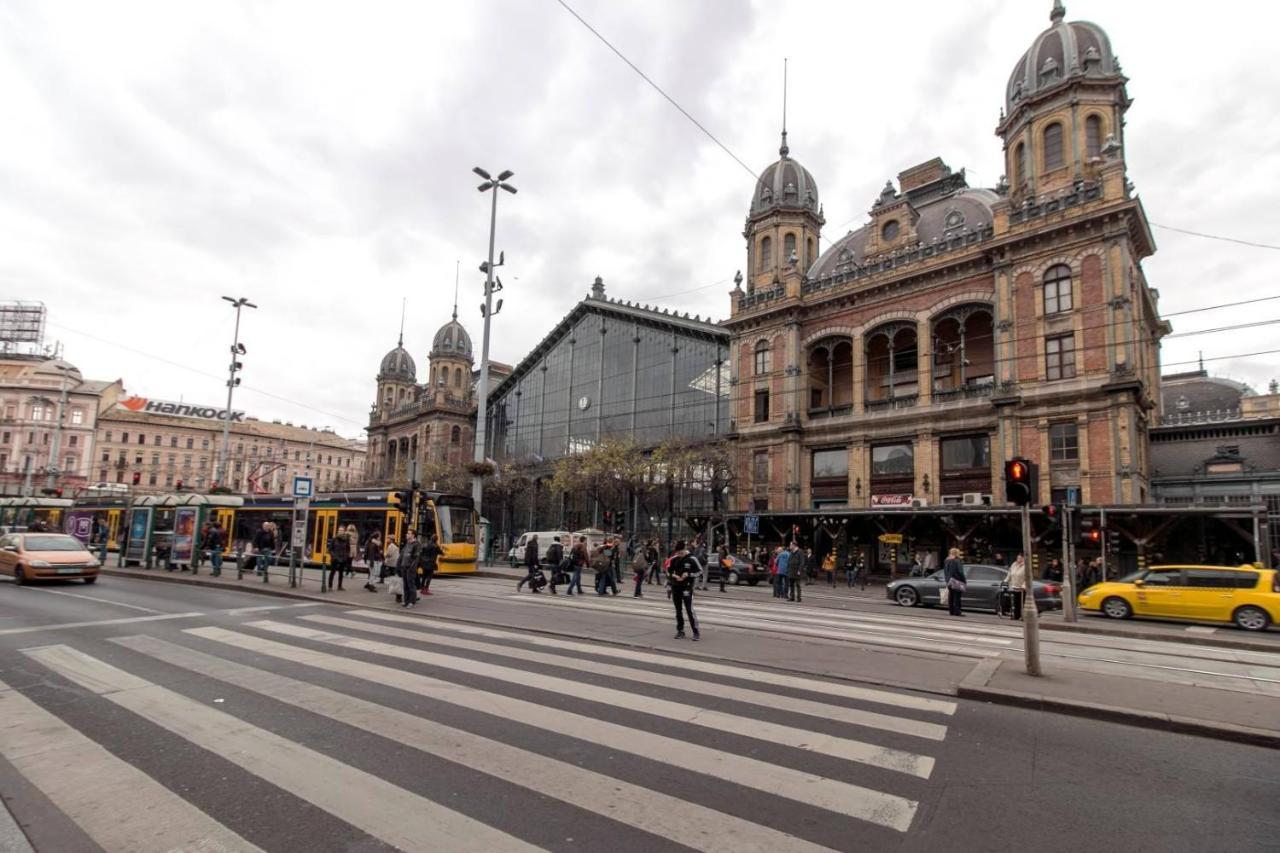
[
  {"x1": 943, "y1": 547, "x2": 967, "y2": 616},
  {"x1": 399, "y1": 530, "x2": 422, "y2": 607},
  {"x1": 668, "y1": 540, "x2": 701, "y2": 641},
  {"x1": 517, "y1": 535, "x2": 541, "y2": 593},
  {"x1": 544, "y1": 536, "x2": 564, "y2": 595},
  {"x1": 420, "y1": 533, "x2": 441, "y2": 596}
]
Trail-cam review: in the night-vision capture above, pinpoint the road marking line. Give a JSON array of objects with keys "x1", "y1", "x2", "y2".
[
  {"x1": 185, "y1": 625, "x2": 921, "y2": 832},
  {"x1": 0, "y1": 676, "x2": 262, "y2": 853},
  {"x1": 249, "y1": 619, "x2": 934, "y2": 779},
  {"x1": 22, "y1": 645, "x2": 543, "y2": 853},
  {"x1": 305, "y1": 613, "x2": 947, "y2": 741},
  {"x1": 17, "y1": 586, "x2": 161, "y2": 613},
  {"x1": 114, "y1": 635, "x2": 838, "y2": 853},
  {"x1": 0, "y1": 612, "x2": 204, "y2": 636},
  {"x1": 346, "y1": 608, "x2": 959, "y2": 714},
  {"x1": 223, "y1": 603, "x2": 323, "y2": 616}
]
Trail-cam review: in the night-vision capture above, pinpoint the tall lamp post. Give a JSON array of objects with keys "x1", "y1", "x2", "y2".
[
  {"x1": 218, "y1": 296, "x2": 256, "y2": 489},
  {"x1": 43, "y1": 363, "x2": 73, "y2": 494},
  {"x1": 471, "y1": 167, "x2": 516, "y2": 519}
]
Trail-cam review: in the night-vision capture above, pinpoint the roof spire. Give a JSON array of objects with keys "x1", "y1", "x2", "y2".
[
  {"x1": 779, "y1": 57, "x2": 789, "y2": 157},
  {"x1": 452, "y1": 258, "x2": 460, "y2": 321},
  {"x1": 398, "y1": 297, "x2": 406, "y2": 348},
  {"x1": 1050, "y1": 0, "x2": 1066, "y2": 23}
]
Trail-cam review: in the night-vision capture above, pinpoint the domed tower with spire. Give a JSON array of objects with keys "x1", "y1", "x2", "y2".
[
  {"x1": 375, "y1": 330, "x2": 416, "y2": 421},
  {"x1": 428, "y1": 304, "x2": 474, "y2": 405},
  {"x1": 742, "y1": 65, "x2": 824, "y2": 302},
  {"x1": 997, "y1": 0, "x2": 1130, "y2": 205}
]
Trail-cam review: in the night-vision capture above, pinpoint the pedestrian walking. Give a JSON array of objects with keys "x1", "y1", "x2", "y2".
[
  {"x1": 567, "y1": 536, "x2": 588, "y2": 595},
  {"x1": 943, "y1": 547, "x2": 967, "y2": 616},
  {"x1": 384, "y1": 538, "x2": 400, "y2": 579},
  {"x1": 717, "y1": 544, "x2": 730, "y2": 593},
  {"x1": 253, "y1": 521, "x2": 275, "y2": 577},
  {"x1": 342, "y1": 524, "x2": 359, "y2": 578},
  {"x1": 668, "y1": 540, "x2": 701, "y2": 641},
  {"x1": 787, "y1": 543, "x2": 805, "y2": 603},
  {"x1": 774, "y1": 545, "x2": 791, "y2": 599},
  {"x1": 593, "y1": 538, "x2": 619, "y2": 596},
  {"x1": 420, "y1": 533, "x2": 441, "y2": 596},
  {"x1": 1005, "y1": 552, "x2": 1028, "y2": 620},
  {"x1": 327, "y1": 525, "x2": 349, "y2": 591},
  {"x1": 545, "y1": 536, "x2": 565, "y2": 595},
  {"x1": 822, "y1": 551, "x2": 836, "y2": 586},
  {"x1": 202, "y1": 522, "x2": 226, "y2": 576},
  {"x1": 517, "y1": 534, "x2": 542, "y2": 593},
  {"x1": 645, "y1": 540, "x2": 662, "y2": 585},
  {"x1": 693, "y1": 538, "x2": 709, "y2": 591},
  {"x1": 398, "y1": 530, "x2": 422, "y2": 607},
  {"x1": 632, "y1": 547, "x2": 647, "y2": 597},
  {"x1": 363, "y1": 533, "x2": 383, "y2": 591}
]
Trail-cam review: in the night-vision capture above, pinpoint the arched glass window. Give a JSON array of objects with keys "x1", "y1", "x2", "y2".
[
  {"x1": 806, "y1": 237, "x2": 815, "y2": 268},
  {"x1": 1014, "y1": 142, "x2": 1027, "y2": 188},
  {"x1": 1043, "y1": 264, "x2": 1073, "y2": 314},
  {"x1": 451, "y1": 426, "x2": 461, "y2": 445},
  {"x1": 1085, "y1": 115, "x2": 1102, "y2": 158},
  {"x1": 454, "y1": 367, "x2": 462, "y2": 387},
  {"x1": 783, "y1": 233, "x2": 796, "y2": 265},
  {"x1": 753, "y1": 340, "x2": 771, "y2": 375},
  {"x1": 1043, "y1": 122, "x2": 1064, "y2": 171},
  {"x1": 759, "y1": 236, "x2": 772, "y2": 271}
]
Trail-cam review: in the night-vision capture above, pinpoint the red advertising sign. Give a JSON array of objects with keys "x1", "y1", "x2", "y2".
[{"x1": 870, "y1": 494, "x2": 913, "y2": 507}]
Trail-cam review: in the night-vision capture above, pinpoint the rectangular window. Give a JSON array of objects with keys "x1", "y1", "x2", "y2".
[
  {"x1": 101, "y1": 452, "x2": 110, "y2": 463},
  {"x1": 1045, "y1": 334, "x2": 1076, "y2": 380},
  {"x1": 135, "y1": 454, "x2": 143, "y2": 465},
  {"x1": 151, "y1": 453, "x2": 160, "y2": 466},
  {"x1": 941, "y1": 435, "x2": 991, "y2": 472},
  {"x1": 71, "y1": 410, "x2": 84, "y2": 425},
  {"x1": 753, "y1": 451, "x2": 769, "y2": 485},
  {"x1": 753, "y1": 389, "x2": 770, "y2": 423},
  {"x1": 871, "y1": 442, "x2": 914, "y2": 477},
  {"x1": 30, "y1": 404, "x2": 44, "y2": 420},
  {"x1": 148, "y1": 473, "x2": 158, "y2": 486},
  {"x1": 1, "y1": 432, "x2": 8, "y2": 444},
  {"x1": 186, "y1": 437, "x2": 194, "y2": 449},
  {"x1": 99, "y1": 469, "x2": 107, "y2": 482},
  {"x1": 1044, "y1": 278, "x2": 1072, "y2": 314},
  {"x1": 170, "y1": 436, "x2": 178, "y2": 447},
  {"x1": 137, "y1": 434, "x2": 145, "y2": 445},
  {"x1": 202, "y1": 438, "x2": 210, "y2": 450},
  {"x1": 754, "y1": 347, "x2": 771, "y2": 375},
  {"x1": 69, "y1": 435, "x2": 78, "y2": 447},
  {"x1": 812, "y1": 448, "x2": 848, "y2": 479},
  {"x1": 106, "y1": 431, "x2": 113, "y2": 443},
  {"x1": 153, "y1": 435, "x2": 161, "y2": 446},
  {"x1": 1049, "y1": 422, "x2": 1079, "y2": 462}
]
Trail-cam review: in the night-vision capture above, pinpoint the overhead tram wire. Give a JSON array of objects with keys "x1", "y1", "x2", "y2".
[
  {"x1": 1150, "y1": 223, "x2": 1280, "y2": 251},
  {"x1": 46, "y1": 320, "x2": 367, "y2": 429}
]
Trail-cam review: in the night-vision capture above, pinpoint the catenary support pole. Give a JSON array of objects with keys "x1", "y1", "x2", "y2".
[{"x1": 1021, "y1": 502, "x2": 1042, "y2": 676}]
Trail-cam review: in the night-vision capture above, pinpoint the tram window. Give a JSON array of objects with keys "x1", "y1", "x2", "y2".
[
  {"x1": 436, "y1": 505, "x2": 474, "y2": 544},
  {"x1": 335, "y1": 510, "x2": 386, "y2": 549}
]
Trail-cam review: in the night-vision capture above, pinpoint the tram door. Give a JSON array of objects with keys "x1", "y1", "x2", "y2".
[
  {"x1": 314, "y1": 510, "x2": 339, "y2": 564},
  {"x1": 385, "y1": 510, "x2": 403, "y2": 548},
  {"x1": 213, "y1": 509, "x2": 235, "y2": 554}
]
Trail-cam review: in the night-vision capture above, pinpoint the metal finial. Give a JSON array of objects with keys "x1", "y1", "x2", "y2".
[
  {"x1": 452, "y1": 259, "x2": 460, "y2": 321},
  {"x1": 1050, "y1": 0, "x2": 1066, "y2": 23},
  {"x1": 398, "y1": 297, "x2": 406, "y2": 347},
  {"x1": 779, "y1": 57, "x2": 790, "y2": 157}
]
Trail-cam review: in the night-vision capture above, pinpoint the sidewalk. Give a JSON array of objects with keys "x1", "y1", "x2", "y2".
[{"x1": 100, "y1": 563, "x2": 1280, "y2": 749}]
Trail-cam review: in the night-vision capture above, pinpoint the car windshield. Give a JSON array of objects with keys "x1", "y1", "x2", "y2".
[
  {"x1": 1117, "y1": 570, "x2": 1145, "y2": 583},
  {"x1": 24, "y1": 535, "x2": 86, "y2": 552}
]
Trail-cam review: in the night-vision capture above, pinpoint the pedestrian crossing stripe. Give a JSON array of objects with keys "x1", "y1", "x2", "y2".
[
  {"x1": 22, "y1": 644, "x2": 542, "y2": 853},
  {"x1": 245, "y1": 619, "x2": 936, "y2": 779},
  {"x1": 182, "y1": 624, "x2": 925, "y2": 831},
  {"x1": 110, "y1": 634, "x2": 835, "y2": 853},
  {"x1": 0, "y1": 674, "x2": 264, "y2": 853},
  {"x1": 302, "y1": 612, "x2": 948, "y2": 740}
]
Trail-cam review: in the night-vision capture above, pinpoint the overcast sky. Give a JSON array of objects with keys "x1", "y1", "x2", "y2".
[{"x1": 3, "y1": 0, "x2": 1278, "y2": 438}]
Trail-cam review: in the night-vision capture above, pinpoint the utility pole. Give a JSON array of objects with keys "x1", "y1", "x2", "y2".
[
  {"x1": 217, "y1": 296, "x2": 256, "y2": 489},
  {"x1": 1061, "y1": 504, "x2": 1077, "y2": 621},
  {"x1": 44, "y1": 365, "x2": 71, "y2": 493},
  {"x1": 471, "y1": 167, "x2": 516, "y2": 514},
  {"x1": 1020, "y1": 502, "x2": 1042, "y2": 675}
]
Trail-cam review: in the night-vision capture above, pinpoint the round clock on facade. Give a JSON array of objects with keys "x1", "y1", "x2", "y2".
[{"x1": 578, "y1": 395, "x2": 591, "y2": 411}]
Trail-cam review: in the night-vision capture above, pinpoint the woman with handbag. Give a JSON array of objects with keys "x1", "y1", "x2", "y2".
[{"x1": 943, "y1": 547, "x2": 967, "y2": 617}]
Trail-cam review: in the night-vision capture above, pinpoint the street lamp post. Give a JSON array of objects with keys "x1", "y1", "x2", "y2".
[
  {"x1": 217, "y1": 296, "x2": 256, "y2": 489},
  {"x1": 471, "y1": 167, "x2": 516, "y2": 516},
  {"x1": 44, "y1": 364, "x2": 73, "y2": 494}
]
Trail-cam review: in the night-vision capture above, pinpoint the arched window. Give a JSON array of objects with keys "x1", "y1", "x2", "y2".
[
  {"x1": 451, "y1": 426, "x2": 461, "y2": 445},
  {"x1": 1085, "y1": 115, "x2": 1102, "y2": 158},
  {"x1": 1013, "y1": 142, "x2": 1027, "y2": 188},
  {"x1": 759, "y1": 236, "x2": 772, "y2": 271},
  {"x1": 1043, "y1": 264, "x2": 1073, "y2": 314},
  {"x1": 753, "y1": 340, "x2": 771, "y2": 375},
  {"x1": 783, "y1": 233, "x2": 796, "y2": 265},
  {"x1": 806, "y1": 237, "x2": 815, "y2": 268},
  {"x1": 454, "y1": 367, "x2": 462, "y2": 387},
  {"x1": 1043, "y1": 122, "x2": 1064, "y2": 171}
]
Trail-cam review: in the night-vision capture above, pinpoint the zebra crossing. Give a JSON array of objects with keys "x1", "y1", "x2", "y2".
[{"x1": 0, "y1": 605, "x2": 957, "y2": 851}]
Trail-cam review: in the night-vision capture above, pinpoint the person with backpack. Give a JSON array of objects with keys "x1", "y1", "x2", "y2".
[
  {"x1": 326, "y1": 526, "x2": 349, "y2": 591},
  {"x1": 420, "y1": 533, "x2": 441, "y2": 596},
  {"x1": 517, "y1": 534, "x2": 542, "y2": 593},
  {"x1": 363, "y1": 533, "x2": 383, "y2": 591},
  {"x1": 593, "y1": 539, "x2": 618, "y2": 596},
  {"x1": 566, "y1": 535, "x2": 588, "y2": 596},
  {"x1": 544, "y1": 536, "x2": 565, "y2": 595},
  {"x1": 632, "y1": 547, "x2": 648, "y2": 597},
  {"x1": 668, "y1": 540, "x2": 701, "y2": 641}
]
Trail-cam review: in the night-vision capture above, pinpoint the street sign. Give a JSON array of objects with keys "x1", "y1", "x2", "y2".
[
  {"x1": 1065, "y1": 486, "x2": 1080, "y2": 507},
  {"x1": 292, "y1": 476, "x2": 314, "y2": 498},
  {"x1": 878, "y1": 533, "x2": 904, "y2": 545},
  {"x1": 743, "y1": 515, "x2": 760, "y2": 535},
  {"x1": 294, "y1": 497, "x2": 311, "y2": 512}
]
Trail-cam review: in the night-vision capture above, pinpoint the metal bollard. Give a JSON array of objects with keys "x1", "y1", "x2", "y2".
[{"x1": 236, "y1": 551, "x2": 245, "y2": 580}]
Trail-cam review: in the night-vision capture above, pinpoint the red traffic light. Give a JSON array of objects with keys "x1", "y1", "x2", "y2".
[{"x1": 132, "y1": 472, "x2": 141, "y2": 486}]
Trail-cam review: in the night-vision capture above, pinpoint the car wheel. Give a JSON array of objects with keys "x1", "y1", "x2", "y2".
[
  {"x1": 1233, "y1": 605, "x2": 1270, "y2": 632},
  {"x1": 14, "y1": 566, "x2": 27, "y2": 586},
  {"x1": 728, "y1": 570, "x2": 739, "y2": 585},
  {"x1": 83, "y1": 576, "x2": 98, "y2": 585},
  {"x1": 894, "y1": 586, "x2": 919, "y2": 607},
  {"x1": 1101, "y1": 596, "x2": 1132, "y2": 620}
]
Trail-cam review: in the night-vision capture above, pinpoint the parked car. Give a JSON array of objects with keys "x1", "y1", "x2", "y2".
[
  {"x1": 0, "y1": 532, "x2": 101, "y2": 584},
  {"x1": 1077, "y1": 564, "x2": 1280, "y2": 631},
  {"x1": 886, "y1": 564, "x2": 1062, "y2": 613},
  {"x1": 705, "y1": 554, "x2": 768, "y2": 586}
]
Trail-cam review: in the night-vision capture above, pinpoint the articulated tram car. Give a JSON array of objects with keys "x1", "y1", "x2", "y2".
[
  {"x1": 63, "y1": 496, "x2": 130, "y2": 551},
  {"x1": 0, "y1": 497, "x2": 74, "y2": 534},
  {"x1": 234, "y1": 489, "x2": 478, "y2": 575}
]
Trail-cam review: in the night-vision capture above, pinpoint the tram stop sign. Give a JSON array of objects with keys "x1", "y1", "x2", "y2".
[
  {"x1": 292, "y1": 476, "x2": 314, "y2": 499},
  {"x1": 743, "y1": 516, "x2": 760, "y2": 535}
]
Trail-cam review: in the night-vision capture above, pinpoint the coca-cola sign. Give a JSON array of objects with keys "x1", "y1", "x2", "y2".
[{"x1": 870, "y1": 493, "x2": 913, "y2": 507}]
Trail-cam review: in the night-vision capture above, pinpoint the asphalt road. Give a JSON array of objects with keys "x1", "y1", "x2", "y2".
[{"x1": 0, "y1": 574, "x2": 1277, "y2": 852}]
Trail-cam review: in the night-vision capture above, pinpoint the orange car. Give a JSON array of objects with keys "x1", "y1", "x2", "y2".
[{"x1": 0, "y1": 532, "x2": 101, "y2": 584}]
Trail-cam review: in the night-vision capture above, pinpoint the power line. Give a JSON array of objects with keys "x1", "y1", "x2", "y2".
[
  {"x1": 1163, "y1": 295, "x2": 1280, "y2": 317},
  {"x1": 1150, "y1": 222, "x2": 1280, "y2": 251},
  {"x1": 552, "y1": 0, "x2": 760, "y2": 183}
]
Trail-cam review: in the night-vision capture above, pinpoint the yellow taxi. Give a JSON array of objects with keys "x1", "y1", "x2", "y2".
[{"x1": 1077, "y1": 564, "x2": 1280, "y2": 631}]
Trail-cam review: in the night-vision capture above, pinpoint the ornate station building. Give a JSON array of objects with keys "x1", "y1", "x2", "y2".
[{"x1": 727, "y1": 1, "x2": 1169, "y2": 515}]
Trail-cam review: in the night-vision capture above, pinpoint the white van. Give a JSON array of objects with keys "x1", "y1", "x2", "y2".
[{"x1": 508, "y1": 531, "x2": 572, "y2": 566}]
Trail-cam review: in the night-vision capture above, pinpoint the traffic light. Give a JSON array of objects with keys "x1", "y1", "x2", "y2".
[
  {"x1": 175, "y1": 480, "x2": 185, "y2": 491},
  {"x1": 603, "y1": 510, "x2": 613, "y2": 525},
  {"x1": 132, "y1": 472, "x2": 141, "y2": 486},
  {"x1": 392, "y1": 489, "x2": 411, "y2": 509},
  {"x1": 1004, "y1": 458, "x2": 1036, "y2": 506},
  {"x1": 1080, "y1": 517, "x2": 1101, "y2": 545}
]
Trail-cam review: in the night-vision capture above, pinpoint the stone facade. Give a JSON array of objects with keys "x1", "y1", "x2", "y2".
[{"x1": 726, "y1": 3, "x2": 1168, "y2": 514}]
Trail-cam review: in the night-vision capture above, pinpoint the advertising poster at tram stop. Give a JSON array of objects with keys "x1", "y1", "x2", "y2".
[
  {"x1": 65, "y1": 510, "x2": 95, "y2": 543},
  {"x1": 125, "y1": 507, "x2": 152, "y2": 563},
  {"x1": 172, "y1": 507, "x2": 197, "y2": 564}
]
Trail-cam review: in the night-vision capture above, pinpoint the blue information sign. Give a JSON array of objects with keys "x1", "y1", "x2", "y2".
[{"x1": 743, "y1": 515, "x2": 760, "y2": 535}]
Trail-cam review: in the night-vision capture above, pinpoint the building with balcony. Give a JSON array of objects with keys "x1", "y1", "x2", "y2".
[{"x1": 726, "y1": 2, "x2": 1168, "y2": 514}]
